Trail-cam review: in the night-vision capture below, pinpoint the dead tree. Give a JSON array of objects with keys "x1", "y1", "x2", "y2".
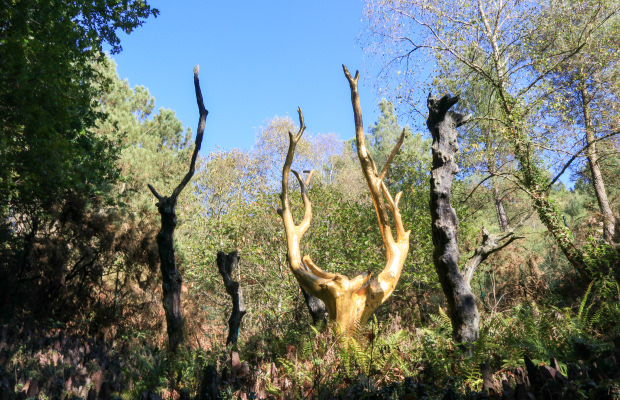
[
  {"x1": 216, "y1": 251, "x2": 246, "y2": 345},
  {"x1": 427, "y1": 93, "x2": 480, "y2": 344},
  {"x1": 276, "y1": 65, "x2": 410, "y2": 333},
  {"x1": 463, "y1": 220, "x2": 528, "y2": 286},
  {"x1": 148, "y1": 65, "x2": 208, "y2": 352}
]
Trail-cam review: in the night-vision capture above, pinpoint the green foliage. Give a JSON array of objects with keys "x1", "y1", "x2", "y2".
[
  {"x1": 583, "y1": 241, "x2": 620, "y2": 279},
  {"x1": 2, "y1": 5, "x2": 620, "y2": 396},
  {"x1": 121, "y1": 345, "x2": 208, "y2": 398},
  {"x1": 0, "y1": 0, "x2": 161, "y2": 325},
  {"x1": 266, "y1": 317, "x2": 416, "y2": 398},
  {"x1": 0, "y1": 0, "x2": 158, "y2": 217},
  {"x1": 0, "y1": 53, "x2": 193, "y2": 334},
  {"x1": 363, "y1": 0, "x2": 620, "y2": 276}
]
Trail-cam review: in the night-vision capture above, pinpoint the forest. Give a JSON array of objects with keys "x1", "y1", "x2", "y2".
[{"x1": 1, "y1": 0, "x2": 619, "y2": 399}]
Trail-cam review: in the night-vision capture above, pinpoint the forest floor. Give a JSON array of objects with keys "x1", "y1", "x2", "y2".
[{"x1": 1, "y1": 322, "x2": 619, "y2": 400}]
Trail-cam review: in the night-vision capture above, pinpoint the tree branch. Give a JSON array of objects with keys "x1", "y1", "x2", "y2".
[
  {"x1": 171, "y1": 65, "x2": 209, "y2": 199},
  {"x1": 546, "y1": 128, "x2": 620, "y2": 189}
]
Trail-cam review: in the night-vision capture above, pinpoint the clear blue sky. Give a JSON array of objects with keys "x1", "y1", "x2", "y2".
[{"x1": 110, "y1": 0, "x2": 384, "y2": 153}]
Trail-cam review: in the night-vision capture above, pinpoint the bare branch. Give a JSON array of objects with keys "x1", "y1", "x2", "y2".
[
  {"x1": 547, "y1": 129, "x2": 620, "y2": 189},
  {"x1": 463, "y1": 210, "x2": 534, "y2": 285},
  {"x1": 379, "y1": 128, "x2": 406, "y2": 183},
  {"x1": 291, "y1": 169, "x2": 315, "y2": 234},
  {"x1": 303, "y1": 256, "x2": 338, "y2": 280},
  {"x1": 280, "y1": 108, "x2": 306, "y2": 213},
  {"x1": 147, "y1": 184, "x2": 162, "y2": 201},
  {"x1": 171, "y1": 65, "x2": 209, "y2": 199}
]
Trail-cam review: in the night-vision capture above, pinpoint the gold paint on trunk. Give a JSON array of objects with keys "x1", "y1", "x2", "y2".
[{"x1": 277, "y1": 66, "x2": 410, "y2": 333}]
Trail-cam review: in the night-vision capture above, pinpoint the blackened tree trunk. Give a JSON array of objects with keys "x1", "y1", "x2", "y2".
[
  {"x1": 151, "y1": 195, "x2": 185, "y2": 351},
  {"x1": 427, "y1": 93, "x2": 479, "y2": 345},
  {"x1": 216, "y1": 251, "x2": 246, "y2": 345},
  {"x1": 148, "y1": 65, "x2": 208, "y2": 352},
  {"x1": 300, "y1": 286, "x2": 327, "y2": 326}
]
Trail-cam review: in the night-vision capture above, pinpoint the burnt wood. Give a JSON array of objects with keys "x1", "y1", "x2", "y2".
[
  {"x1": 427, "y1": 93, "x2": 479, "y2": 345},
  {"x1": 148, "y1": 66, "x2": 208, "y2": 352},
  {"x1": 216, "y1": 251, "x2": 247, "y2": 345}
]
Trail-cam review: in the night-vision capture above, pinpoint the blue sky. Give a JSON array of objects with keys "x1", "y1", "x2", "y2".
[{"x1": 110, "y1": 0, "x2": 386, "y2": 154}]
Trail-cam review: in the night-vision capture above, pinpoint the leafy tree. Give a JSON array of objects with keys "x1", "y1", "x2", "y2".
[
  {"x1": 530, "y1": 3, "x2": 620, "y2": 244},
  {"x1": 0, "y1": 0, "x2": 158, "y2": 217},
  {"x1": 0, "y1": 52, "x2": 196, "y2": 335},
  {"x1": 366, "y1": 100, "x2": 412, "y2": 170},
  {"x1": 0, "y1": 0, "x2": 158, "y2": 319},
  {"x1": 363, "y1": 0, "x2": 620, "y2": 277}
]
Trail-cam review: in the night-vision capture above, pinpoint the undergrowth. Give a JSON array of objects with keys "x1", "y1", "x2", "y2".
[{"x1": 2, "y1": 275, "x2": 619, "y2": 399}]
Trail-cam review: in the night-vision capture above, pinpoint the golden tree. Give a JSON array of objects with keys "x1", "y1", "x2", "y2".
[{"x1": 277, "y1": 66, "x2": 410, "y2": 333}]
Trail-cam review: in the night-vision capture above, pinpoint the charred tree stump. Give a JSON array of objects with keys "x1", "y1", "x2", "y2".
[
  {"x1": 216, "y1": 251, "x2": 247, "y2": 345},
  {"x1": 426, "y1": 93, "x2": 479, "y2": 345},
  {"x1": 148, "y1": 66, "x2": 208, "y2": 352},
  {"x1": 198, "y1": 365, "x2": 219, "y2": 400}
]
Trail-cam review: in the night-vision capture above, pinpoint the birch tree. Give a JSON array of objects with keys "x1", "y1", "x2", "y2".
[{"x1": 363, "y1": 0, "x2": 620, "y2": 276}]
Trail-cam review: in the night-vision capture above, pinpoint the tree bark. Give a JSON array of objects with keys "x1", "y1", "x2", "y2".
[
  {"x1": 216, "y1": 251, "x2": 247, "y2": 345},
  {"x1": 153, "y1": 196, "x2": 185, "y2": 351},
  {"x1": 148, "y1": 65, "x2": 208, "y2": 352},
  {"x1": 427, "y1": 93, "x2": 479, "y2": 344},
  {"x1": 581, "y1": 85, "x2": 616, "y2": 244},
  {"x1": 493, "y1": 186, "x2": 510, "y2": 233}
]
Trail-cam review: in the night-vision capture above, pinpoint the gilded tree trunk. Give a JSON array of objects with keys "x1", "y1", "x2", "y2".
[
  {"x1": 276, "y1": 66, "x2": 410, "y2": 334},
  {"x1": 427, "y1": 94, "x2": 479, "y2": 344}
]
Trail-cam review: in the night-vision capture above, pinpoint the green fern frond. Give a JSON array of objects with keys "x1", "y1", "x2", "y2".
[{"x1": 438, "y1": 306, "x2": 452, "y2": 327}]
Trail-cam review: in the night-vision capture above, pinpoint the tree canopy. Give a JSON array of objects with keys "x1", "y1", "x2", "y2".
[{"x1": 0, "y1": 0, "x2": 158, "y2": 219}]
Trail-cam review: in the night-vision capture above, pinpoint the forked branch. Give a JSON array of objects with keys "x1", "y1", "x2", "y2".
[
  {"x1": 279, "y1": 108, "x2": 307, "y2": 217},
  {"x1": 147, "y1": 65, "x2": 208, "y2": 351},
  {"x1": 277, "y1": 67, "x2": 410, "y2": 332},
  {"x1": 463, "y1": 212, "x2": 532, "y2": 285},
  {"x1": 277, "y1": 108, "x2": 327, "y2": 300},
  {"x1": 343, "y1": 64, "x2": 410, "y2": 260}
]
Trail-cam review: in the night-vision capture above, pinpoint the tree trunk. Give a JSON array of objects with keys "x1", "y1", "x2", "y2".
[
  {"x1": 493, "y1": 186, "x2": 510, "y2": 232},
  {"x1": 154, "y1": 197, "x2": 185, "y2": 351},
  {"x1": 581, "y1": 85, "x2": 616, "y2": 244},
  {"x1": 148, "y1": 66, "x2": 208, "y2": 352},
  {"x1": 300, "y1": 287, "x2": 327, "y2": 326},
  {"x1": 216, "y1": 251, "x2": 247, "y2": 345},
  {"x1": 508, "y1": 123, "x2": 587, "y2": 276},
  {"x1": 427, "y1": 94, "x2": 479, "y2": 344}
]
